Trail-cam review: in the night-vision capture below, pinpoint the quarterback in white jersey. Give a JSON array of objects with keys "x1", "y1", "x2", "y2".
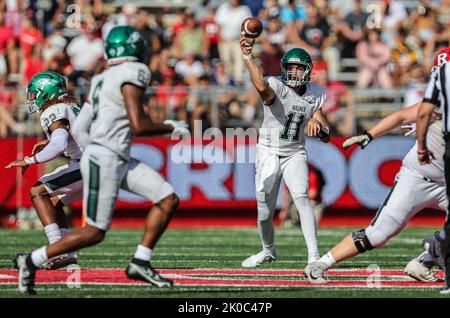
[
  {"x1": 15, "y1": 26, "x2": 188, "y2": 294},
  {"x1": 6, "y1": 71, "x2": 82, "y2": 270},
  {"x1": 304, "y1": 48, "x2": 450, "y2": 283},
  {"x1": 239, "y1": 36, "x2": 330, "y2": 271}
]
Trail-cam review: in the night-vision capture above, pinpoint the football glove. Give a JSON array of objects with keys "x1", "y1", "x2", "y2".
[
  {"x1": 164, "y1": 120, "x2": 190, "y2": 136},
  {"x1": 317, "y1": 124, "x2": 330, "y2": 140},
  {"x1": 342, "y1": 131, "x2": 373, "y2": 150}
]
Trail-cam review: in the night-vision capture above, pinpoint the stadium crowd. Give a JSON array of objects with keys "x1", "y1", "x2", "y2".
[{"x1": 0, "y1": 0, "x2": 449, "y2": 137}]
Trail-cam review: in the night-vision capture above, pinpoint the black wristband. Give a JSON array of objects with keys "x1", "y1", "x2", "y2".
[{"x1": 364, "y1": 130, "x2": 373, "y2": 141}]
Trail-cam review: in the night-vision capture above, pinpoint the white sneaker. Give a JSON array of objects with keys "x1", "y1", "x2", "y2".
[
  {"x1": 404, "y1": 257, "x2": 443, "y2": 283},
  {"x1": 241, "y1": 250, "x2": 276, "y2": 268},
  {"x1": 304, "y1": 261, "x2": 328, "y2": 284}
]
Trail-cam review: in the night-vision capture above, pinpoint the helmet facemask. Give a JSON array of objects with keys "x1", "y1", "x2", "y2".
[
  {"x1": 282, "y1": 63, "x2": 311, "y2": 87},
  {"x1": 25, "y1": 90, "x2": 40, "y2": 114}
]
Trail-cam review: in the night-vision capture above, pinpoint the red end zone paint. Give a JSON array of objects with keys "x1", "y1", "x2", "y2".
[{"x1": 0, "y1": 269, "x2": 444, "y2": 288}]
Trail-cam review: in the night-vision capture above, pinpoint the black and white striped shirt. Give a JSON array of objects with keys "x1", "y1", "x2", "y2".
[{"x1": 423, "y1": 62, "x2": 450, "y2": 132}]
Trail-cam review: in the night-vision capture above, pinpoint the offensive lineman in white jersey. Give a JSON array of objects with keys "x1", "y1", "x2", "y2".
[
  {"x1": 6, "y1": 71, "x2": 82, "y2": 270},
  {"x1": 304, "y1": 48, "x2": 450, "y2": 284},
  {"x1": 15, "y1": 26, "x2": 188, "y2": 294},
  {"x1": 239, "y1": 36, "x2": 330, "y2": 270}
]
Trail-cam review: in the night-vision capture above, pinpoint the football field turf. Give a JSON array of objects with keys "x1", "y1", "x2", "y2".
[{"x1": 0, "y1": 227, "x2": 447, "y2": 298}]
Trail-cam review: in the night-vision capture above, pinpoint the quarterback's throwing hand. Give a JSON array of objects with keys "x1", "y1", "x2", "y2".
[
  {"x1": 342, "y1": 131, "x2": 373, "y2": 150},
  {"x1": 240, "y1": 35, "x2": 254, "y2": 56}
]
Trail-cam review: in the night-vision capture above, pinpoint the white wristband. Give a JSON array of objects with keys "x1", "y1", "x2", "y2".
[
  {"x1": 24, "y1": 156, "x2": 36, "y2": 165},
  {"x1": 242, "y1": 54, "x2": 252, "y2": 61}
]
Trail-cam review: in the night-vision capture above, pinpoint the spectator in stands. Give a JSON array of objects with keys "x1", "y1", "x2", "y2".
[
  {"x1": 135, "y1": 9, "x2": 161, "y2": 60},
  {"x1": 244, "y1": 0, "x2": 264, "y2": 18},
  {"x1": 22, "y1": 44, "x2": 44, "y2": 84},
  {"x1": 154, "y1": 67, "x2": 188, "y2": 122},
  {"x1": 175, "y1": 52, "x2": 206, "y2": 86},
  {"x1": 189, "y1": 74, "x2": 213, "y2": 134},
  {"x1": 391, "y1": 27, "x2": 422, "y2": 86},
  {"x1": 171, "y1": 8, "x2": 188, "y2": 39},
  {"x1": 42, "y1": 23, "x2": 67, "y2": 65},
  {"x1": 173, "y1": 12, "x2": 209, "y2": 60},
  {"x1": 279, "y1": 0, "x2": 307, "y2": 29},
  {"x1": 356, "y1": 28, "x2": 392, "y2": 88},
  {"x1": 298, "y1": 4, "x2": 330, "y2": 52},
  {"x1": 19, "y1": 16, "x2": 43, "y2": 59},
  {"x1": 0, "y1": 11, "x2": 17, "y2": 77},
  {"x1": 423, "y1": 22, "x2": 450, "y2": 64},
  {"x1": 260, "y1": 14, "x2": 285, "y2": 76},
  {"x1": 215, "y1": 0, "x2": 252, "y2": 84},
  {"x1": 380, "y1": 0, "x2": 408, "y2": 47},
  {"x1": 0, "y1": 76, "x2": 21, "y2": 137},
  {"x1": 312, "y1": 61, "x2": 355, "y2": 136},
  {"x1": 333, "y1": 0, "x2": 369, "y2": 58},
  {"x1": 211, "y1": 61, "x2": 235, "y2": 86},
  {"x1": 66, "y1": 23, "x2": 104, "y2": 82},
  {"x1": 3, "y1": 0, "x2": 21, "y2": 37},
  {"x1": 201, "y1": 7, "x2": 220, "y2": 60}
]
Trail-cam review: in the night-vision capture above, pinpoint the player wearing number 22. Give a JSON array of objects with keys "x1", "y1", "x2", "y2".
[
  {"x1": 14, "y1": 26, "x2": 188, "y2": 295},
  {"x1": 239, "y1": 35, "x2": 330, "y2": 269},
  {"x1": 6, "y1": 71, "x2": 81, "y2": 270}
]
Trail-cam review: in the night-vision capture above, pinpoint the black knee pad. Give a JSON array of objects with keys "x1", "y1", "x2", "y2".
[{"x1": 352, "y1": 229, "x2": 374, "y2": 253}]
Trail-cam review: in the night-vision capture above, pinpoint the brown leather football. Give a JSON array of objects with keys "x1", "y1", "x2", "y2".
[{"x1": 241, "y1": 17, "x2": 263, "y2": 38}]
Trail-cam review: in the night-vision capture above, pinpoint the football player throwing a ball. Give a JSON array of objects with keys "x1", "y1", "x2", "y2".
[{"x1": 239, "y1": 34, "x2": 330, "y2": 270}]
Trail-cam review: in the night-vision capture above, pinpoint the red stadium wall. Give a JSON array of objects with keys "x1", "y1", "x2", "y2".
[{"x1": 0, "y1": 135, "x2": 417, "y2": 211}]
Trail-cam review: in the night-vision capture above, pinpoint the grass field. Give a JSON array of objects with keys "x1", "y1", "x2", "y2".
[{"x1": 0, "y1": 227, "x2": 447, "y2": 298}]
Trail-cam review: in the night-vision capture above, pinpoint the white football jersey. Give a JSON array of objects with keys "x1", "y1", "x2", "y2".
[
  {"x1": 402, "y1": 121, "x2": 445, "y2": 182},
  {"x1": 258, "y1": 76, "x2": 326, "y2": 156},
  {"x1": 40, "y1": 102, "x2": 83, "y2": 160},
  {"x1": 87, "y1": 61, "x2": 151, "y2": 160}
]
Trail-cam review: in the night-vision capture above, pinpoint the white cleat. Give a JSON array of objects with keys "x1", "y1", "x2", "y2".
[
  {"x1": 241, "y1": 251, "x2": 276, "y2": 268},
  {"x1": 404, "y1": 258, "x2": 443, "y2": 283},
  {"x1": 304, "y1": 261, "x2": 328, "y2": 284}
]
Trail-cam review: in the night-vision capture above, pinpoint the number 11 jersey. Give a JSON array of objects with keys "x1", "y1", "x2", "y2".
[{"x1": 258, "y1": 76, "x2": 327, "y2": 156}]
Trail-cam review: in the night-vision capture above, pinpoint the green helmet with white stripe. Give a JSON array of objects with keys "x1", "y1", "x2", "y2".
[
  {"x1": 105, "y1": 25, "x2": 147, "y2": 65},
  {"x1": 26, "y1": 71, "x2": 67, "y2": 114},
  {"x1": 280, "y1": 48, "x2": 313, "y2": 87}
]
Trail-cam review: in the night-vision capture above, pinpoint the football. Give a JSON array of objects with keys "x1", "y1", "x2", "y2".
[{"x1": 241, "y1": 17, "x2": 263, "y2": 39}]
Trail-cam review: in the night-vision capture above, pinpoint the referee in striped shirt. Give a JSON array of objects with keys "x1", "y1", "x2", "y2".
[{"x1": 417, "y1": 59, "x2": 450, "y2": 293}]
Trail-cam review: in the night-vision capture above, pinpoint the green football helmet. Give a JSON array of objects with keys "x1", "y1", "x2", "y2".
[
  {"x1": 105, "y1": 25, "x2": 147, "y2": 64},
  {"x1": 280, "y1": 48, "x2": 313, "y2": 87},
  {"x1": 26, "y1": 71, "x2": 67, "y2": 114}
]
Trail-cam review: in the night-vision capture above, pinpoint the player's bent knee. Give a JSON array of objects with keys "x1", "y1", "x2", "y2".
[
  {"x1": 82, "y1": 225, "x2": 105, "y2": 245},
  {"x1": 29, "y1": 183, "x2": 49, "y2": 200},
  {"x1": 158, "y1": 193, "x2": 179, "y2": 213},
  {"x1": 352, "y1": 228, "x2": 374, "y2": 253}
]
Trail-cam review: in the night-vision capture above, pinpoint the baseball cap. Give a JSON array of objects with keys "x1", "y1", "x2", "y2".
[{"x1": 432, "y1": 47, "x2": 450, "y2": 73}]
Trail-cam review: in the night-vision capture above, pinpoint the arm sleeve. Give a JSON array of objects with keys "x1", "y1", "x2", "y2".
[
  {"x1": 71, "y1": 102, "x2": 93, "y2": 149},
  {"x1": 35, "y1": 128, "x2": 68, "y2": 163},
  {"x1": 315, "y1": 91, "x2": 327, "y2": 113},
  {"x1": 423, "y1": 70, "x2": 440, "y2": 107}
]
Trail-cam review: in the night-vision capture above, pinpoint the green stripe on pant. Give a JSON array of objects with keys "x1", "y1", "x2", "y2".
[
  {"x1": 370, "y1": 180, "x2": 398, "y2": 226},
  {"x1": 87, "y1": 160, "x2": 100, "y2": 222}
]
